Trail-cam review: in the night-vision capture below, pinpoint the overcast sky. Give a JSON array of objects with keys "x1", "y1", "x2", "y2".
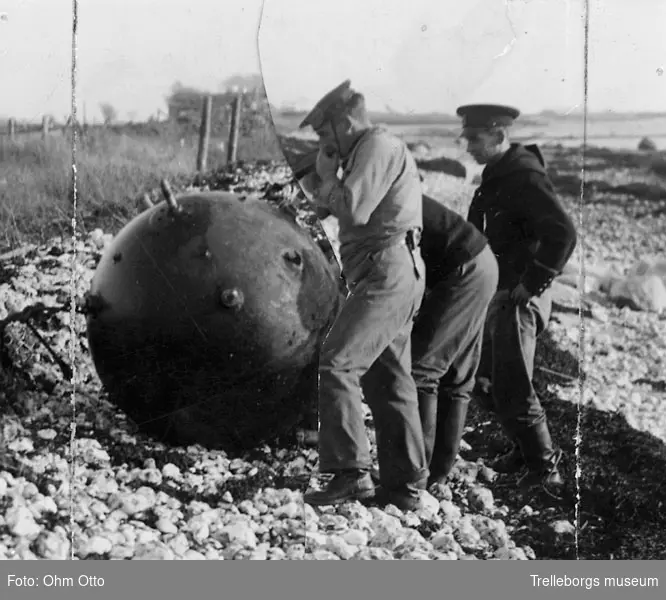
[{"x1": 0, "y1": 0, "x2": 664, "y2": 122}]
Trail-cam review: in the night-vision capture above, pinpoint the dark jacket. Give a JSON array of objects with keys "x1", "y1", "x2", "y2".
[
  {"x1": 420, "y1": 194, "x2": 488, "y2": 287},
  {"x1": 466, "y1": 143, "x2": 577, "y2": 295}
]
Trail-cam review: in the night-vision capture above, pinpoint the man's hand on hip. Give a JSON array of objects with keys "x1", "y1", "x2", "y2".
[{"x1": 510, "y1": 283, "x2": 533, "y2": 307}]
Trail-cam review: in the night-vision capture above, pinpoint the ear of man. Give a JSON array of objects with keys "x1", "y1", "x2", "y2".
[
  {"x1": 491, "y1": 126, "x2": 508, "y2": 145},
  {"x1": 343, "y1": 93, "x2": 369, "y2": 126}
]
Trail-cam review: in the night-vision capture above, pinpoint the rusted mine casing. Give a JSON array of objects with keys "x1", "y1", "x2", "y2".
[{"x1": 85, "y1": 191, "x2": 343, "y2": 451}]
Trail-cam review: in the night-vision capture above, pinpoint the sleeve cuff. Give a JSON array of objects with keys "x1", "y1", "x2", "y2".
[{"x1": 521, "y1": 260, "x2": 560, "y2": 296}]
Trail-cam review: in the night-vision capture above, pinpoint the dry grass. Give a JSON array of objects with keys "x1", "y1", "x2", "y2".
[{"x1": 0, "y1": 124, "x2": 284, "y2": 253}]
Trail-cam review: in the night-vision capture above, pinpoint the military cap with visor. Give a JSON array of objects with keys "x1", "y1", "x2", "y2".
[
  {"x1": 456, "y1": 104, "x2": 521, "y2": 132},
  {"x1": 300, "y1": 79, "x2": 356, "y2": 130}
]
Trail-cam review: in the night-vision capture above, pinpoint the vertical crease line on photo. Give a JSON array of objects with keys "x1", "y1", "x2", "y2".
[
  {"x1": 575, "y1": 0, "x2": 592, "y2": 562},
  {"x1": 68, "y1": 0, "x2": 80, "y2": 561}
]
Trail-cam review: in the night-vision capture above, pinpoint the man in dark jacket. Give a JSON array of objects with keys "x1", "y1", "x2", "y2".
[
  {"x1": 362, "y1": 194, "x2": 498, "y2": 491},
  {"x1": 295, "y1": 184, "x2": 499, "y2": 491},
  {"x1": 409, "y1": 195, "x2": 498, "y2": 486},
  {"x1": 457, "y1": 104, "x2": 577, "y2": 497}
]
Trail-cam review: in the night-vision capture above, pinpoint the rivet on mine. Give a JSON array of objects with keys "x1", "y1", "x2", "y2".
[{"x1": 219, "y1": 288, "x2": 244, "y2": 310}]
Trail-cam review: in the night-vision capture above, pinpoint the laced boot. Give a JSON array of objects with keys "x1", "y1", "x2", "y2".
[
  {"x1": 371, "y1": 479, "x2": 427, "y2": 512},
  {"x1": 304, "y1": 469, "x2": 375, "y2": 506}
]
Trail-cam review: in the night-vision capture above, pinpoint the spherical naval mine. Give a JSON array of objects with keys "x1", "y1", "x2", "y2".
[{"x1": 85, "y1": 191, "x2": 343, "y2": 452}]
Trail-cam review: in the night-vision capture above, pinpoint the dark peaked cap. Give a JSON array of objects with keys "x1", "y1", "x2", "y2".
[
  {"x1": 300, "y1": 80, "x2": 356, "y2": 130},
  {"x1": 456, "y1": 104, "x2": 521, "y2": 129}
]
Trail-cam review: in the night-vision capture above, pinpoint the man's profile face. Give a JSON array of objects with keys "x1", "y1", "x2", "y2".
[
  {"x1": 314, "y1": 115, "x2": 352, "y2": 158},
  {"x1": 461, "y1": 128, "x2": 501, "y2": 165},
  {"x1": 314, "y1": 121, "x2": 337, "y2": 153}
]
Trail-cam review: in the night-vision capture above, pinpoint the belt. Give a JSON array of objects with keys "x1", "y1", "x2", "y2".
[
  {"x1": 342, "y1": 228, "x2": 423, "y2": 283},
  {"x1": 349, "y1": 228, "x2": 422, "y2": 254},
  {"x1": 375, "y1": 229, "x2": 422, "y2": 280}
]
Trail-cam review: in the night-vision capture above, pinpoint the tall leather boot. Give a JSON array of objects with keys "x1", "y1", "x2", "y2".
[
  {"x1": 418, "y1": 391, "x2": 438, "y2": 468},
  {"x1": 491, "y1": 441, "x2": 526, "y2": 474},
  {"x1": 369, "y1": 392, "x2": 434, "y2": 492},
  {"x1": 472, "y1": 376, "x2": 495, "y2": 413},
  {"x1": 489, "y1": 397, "x2": 527, "y2": 474},
  {"x1": 427, "y1": 396, "x2": 469, "y2": 487},
  {"x1": 515, "y1": 421, "x2": 564, "y2": 498}
]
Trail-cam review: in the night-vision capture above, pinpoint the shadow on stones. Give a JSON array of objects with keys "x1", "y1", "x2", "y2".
[
  {"x1": 1, "y1": 380, "x2": 309, "y2": 514},
  {"x1": 463, "y1": 326, "x2": 666, "y2": 560},
  {"x1": 73, "y1": 414, "x2": 306, "y2": 507}
]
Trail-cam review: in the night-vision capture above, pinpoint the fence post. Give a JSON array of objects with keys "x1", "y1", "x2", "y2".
[
  {"x1": 8, "y1": 118, "x2": 15, "y2": 141},
  {"x1": 227, "y1": 93, "x2": 242, "y2": 165},
  {"x1": 42, "y1": 115, "x2": 50, "y2": 139},
  {"x1": 196, "y1": 95, "x2": 212, "y2": 173}
]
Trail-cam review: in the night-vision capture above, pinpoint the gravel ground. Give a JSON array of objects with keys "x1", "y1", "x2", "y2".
[{"x1": 1, "y1": 146, "x2": 666, "y2": 560}]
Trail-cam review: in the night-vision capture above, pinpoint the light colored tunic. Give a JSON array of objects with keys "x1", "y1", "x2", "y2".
[{"x1": 317, "y1": 127, "x2": 423, "y2": 278}]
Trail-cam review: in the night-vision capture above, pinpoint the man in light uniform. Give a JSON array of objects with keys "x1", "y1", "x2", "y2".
[
  {"x1": 458, "y1": 104, "x2": 577, "y2": 497},
  {"x1": 300, "y1": 80, "x2": 428, "y2": 510}
]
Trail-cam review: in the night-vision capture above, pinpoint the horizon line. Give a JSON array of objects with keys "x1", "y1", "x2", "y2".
[{"x1": 4, "y1": 108, "x2": 666, "y2": 126}]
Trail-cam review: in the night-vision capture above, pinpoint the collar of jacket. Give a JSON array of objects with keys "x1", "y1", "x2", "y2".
[
  {"x1": 341, "y1": 126, "x2": 386, "y2": 171},
  {"x1": 481, "y1": 143, "x2": 548, "y2": 184}
]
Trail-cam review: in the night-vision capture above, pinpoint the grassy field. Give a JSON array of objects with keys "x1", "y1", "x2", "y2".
[
  {"x1": 0, "y1": 123, "x2": 284, "y2": 253},
  {"x1": 3, "y1": 112, "x2": 666, "y2": 255}
]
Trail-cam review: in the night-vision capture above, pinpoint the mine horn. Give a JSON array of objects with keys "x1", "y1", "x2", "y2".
[{"x1": 160, "y1": 178, "x2": 182, "y2": 215}]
